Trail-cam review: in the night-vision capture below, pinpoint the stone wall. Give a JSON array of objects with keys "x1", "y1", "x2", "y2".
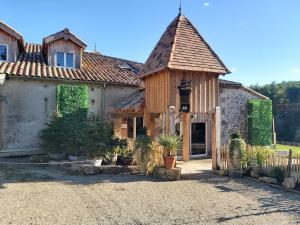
[
  {"x1": 220, "y1": 86, "x2": 261, "y2": 144},
  {"x1": 0, "y1": 78, "x2": 138, "y2": 154}
]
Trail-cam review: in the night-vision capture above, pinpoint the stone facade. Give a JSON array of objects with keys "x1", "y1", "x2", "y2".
[{"x1": 220, "y1": 85, "x2": 267, "y2": 145}]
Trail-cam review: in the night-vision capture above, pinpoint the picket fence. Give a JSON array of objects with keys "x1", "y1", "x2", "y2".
[{"x1": 220, "y1": 144, "x2": 300, "y2": 184}]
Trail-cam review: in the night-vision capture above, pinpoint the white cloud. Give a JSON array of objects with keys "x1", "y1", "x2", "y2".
[
  {"x1": 230, "y1": 67, "x2": 238, "y2": 72},
  {"x1": 204, "y1": 2, "x2": 210, "y2": 7},
  {"x1": 292, "y1": 68, "x2": 300, "y2": 73}
]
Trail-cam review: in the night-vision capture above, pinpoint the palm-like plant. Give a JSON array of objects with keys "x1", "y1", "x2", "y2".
[{"x1": 158, "y1": 134, "x2": 182, "y2": 156}]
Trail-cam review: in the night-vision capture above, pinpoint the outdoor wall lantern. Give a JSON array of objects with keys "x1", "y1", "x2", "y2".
[{"x1": 178, "y1": 79, "x2": 192, "y2": 112}]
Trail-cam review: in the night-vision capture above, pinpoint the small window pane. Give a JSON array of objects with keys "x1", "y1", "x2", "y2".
[
  {"x1": 56, "y1": 52, "x2": 64, "y2": 67},
  {"x1": 0, "y1": 45, "x2": 7, "y2": 61},
  {"x1": 66, "y1": 53, "x2": 74, "y2": 68}
]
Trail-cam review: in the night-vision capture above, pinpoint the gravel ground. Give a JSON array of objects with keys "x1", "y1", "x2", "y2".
[{"x1": 0, "y1": 162, "x2": 299, "y2": 225}]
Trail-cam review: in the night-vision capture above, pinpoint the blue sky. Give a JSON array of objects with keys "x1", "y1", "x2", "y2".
[{"x1": 1, "y1": 0, "x2": 299, "y2": 85}]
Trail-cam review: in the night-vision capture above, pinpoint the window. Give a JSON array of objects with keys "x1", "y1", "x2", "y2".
[
  {"x1": 66, "y1": 53, "x2": 74, "y2": 68},
  {"x1": 0, "y1": 45, "x2": 8, "y2": 61},
  {"x1": 56, "y1": 52, "x2": 64, "y2": 67},
  {"x1": 56, "y1": 52, "x2": 74, "y2": 68}
]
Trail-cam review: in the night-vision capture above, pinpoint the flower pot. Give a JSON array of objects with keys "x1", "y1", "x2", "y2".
[
  {"x1": 163, "y1": 155, "x2": 176, "y2": 169},
  {"x1": 121, "y1": 158, "x2": 134, "y2": 166}
]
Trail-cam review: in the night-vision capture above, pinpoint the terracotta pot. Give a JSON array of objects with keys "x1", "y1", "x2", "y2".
[{"x1": 163, "y1": 155, "x2": 176, "y2": 169}]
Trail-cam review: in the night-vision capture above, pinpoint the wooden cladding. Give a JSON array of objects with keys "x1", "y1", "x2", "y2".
[
  {"x1": 144, "y1": 69, "x2": 219, "y2": 113},
  {"x1": 0, "y1": 29, "x2": 20, "y2": 62},
  {"x1": 46, "y1": 39, "x2": 82, "y2": 69},
  {"x1": 144, "y1": 70, "x2": 171, "y2": 113}
]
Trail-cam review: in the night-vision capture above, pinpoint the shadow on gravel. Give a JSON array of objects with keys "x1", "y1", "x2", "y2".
[
  {"x1": 182, "y1": 171, "x2": 300, "y2": 224},
  {"x1": 1, "y1": 159, "x2": 299, "y2": 223}
]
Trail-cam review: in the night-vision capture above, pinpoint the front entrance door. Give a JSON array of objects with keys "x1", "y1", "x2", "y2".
[{"x1": 191, "y1": 122, "x2": 206, "y2": 157}]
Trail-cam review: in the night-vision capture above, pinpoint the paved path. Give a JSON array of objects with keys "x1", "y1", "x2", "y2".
[
  {"x1": 0, "y1": 162, "x2": 299, "y2": 225},
  {"x1": 177, "y1": 158, "x2": 212, "y2": 174}
]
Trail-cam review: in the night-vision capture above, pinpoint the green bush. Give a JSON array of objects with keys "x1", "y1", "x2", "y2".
[
  {"x1": 270, "y1": 166, "x2": 285, "y2": 183},
  {"x1": 57, "y1": 84, "x2": 89, "y2": 116},
  {"x1": 248, "y1": 99, "x2": 273, "y2": 146},
  {"x1": 40, "y1": 111, "x2": 126, "y2": 158}
]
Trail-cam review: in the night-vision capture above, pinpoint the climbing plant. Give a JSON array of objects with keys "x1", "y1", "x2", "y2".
[
  {"x1": 248, "y1": 99, "x2": 273, "y2": 146},
  {"x1": 56, "y1": 84, "x2": 89, "y2": 116}
]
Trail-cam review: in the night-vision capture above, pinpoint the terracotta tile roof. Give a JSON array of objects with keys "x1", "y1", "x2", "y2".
[
  {"x1": 219, "y1": 79, "x2": 242, "y2": 88},
  {"x1": 0, "y1": 43, "x2": 143, "y2": 86},
  {"x1": 140, "y1": 14, "x2": 230, "y2": 77}
]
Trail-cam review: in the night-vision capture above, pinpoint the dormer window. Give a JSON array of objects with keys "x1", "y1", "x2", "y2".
[
  {"x1": 55, "y1": 52, "x2": 74, "y2": 68},
  {"x1": 0, "y1": 44, "x2": 8, "y2": 62}
]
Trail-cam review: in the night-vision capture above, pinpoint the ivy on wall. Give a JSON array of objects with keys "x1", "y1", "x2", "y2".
[
  {"x1": 57, "y1": 84, "x2": 89, "y2": 115},
  {"x1": 248, "y1": 99, "x2": 273, "y2": 146}
]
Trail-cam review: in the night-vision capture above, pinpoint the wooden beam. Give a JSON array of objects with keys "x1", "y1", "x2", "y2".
[
  {"x1": 182, "y1": 112, "x2": 190, "y2": 161},
  {"x1": 211, "y1": 112, "x2": 217, "y2": 171}
]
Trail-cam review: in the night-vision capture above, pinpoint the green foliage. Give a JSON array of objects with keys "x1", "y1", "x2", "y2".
[
  {"x1": 158, "y1": 134, "x2": 182, "y2": 156},
  {"x1": 40, "y1": 109, "x2": 88, "y2": 155},
  {"x1": 248, "y1": 99, "x2": 273, "y2": 146},
  {"x1": 270, "y1": 166, "x2": 285, "y2": 183},
  {"x1": 40, "y1": 111, "x2": 126, "y2": 158},
  {"x1": 230, "y1": 131, "x2": 242, "y2": 139},
  {"x1": 57, "y1": 84, "x2": 89, "y2": 116},
  {"x1": 250, "y1": 81, "x2": 300, "y2": 142},
  {"x1": 251, "y1": 146, "x2": 273, "y2": 167}
]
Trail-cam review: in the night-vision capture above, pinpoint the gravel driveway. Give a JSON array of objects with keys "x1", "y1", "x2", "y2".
[{"x1": 0, "y1": 162, "x2": 299, "y2": 225}]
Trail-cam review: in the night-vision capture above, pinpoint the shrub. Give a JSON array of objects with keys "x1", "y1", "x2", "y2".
[
  {"x1": 40, "y1": 109, "x2": 88, "y2": 155},
  {"x1": 248, "y1": 99, "x2": 273, "y2": 146},
  {"x1": 270, "y1": 166, "x2": 285, "y2": 183},
  {"x1": 40, "y1": 111, "x2": 126, "y2": 158},
  {"x1": 251, "y1": 146, "x2": 273, "y2": 167}
]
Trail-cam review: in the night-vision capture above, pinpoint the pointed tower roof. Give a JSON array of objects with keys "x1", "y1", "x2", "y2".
[{"x1": 139, "y1": 14, "x2": 230, "y2": 77}]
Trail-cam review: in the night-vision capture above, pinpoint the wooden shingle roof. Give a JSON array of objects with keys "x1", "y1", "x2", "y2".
[
  {"x1": 139, "y1": 14, "x2": 230, "y2": 77},
  {"x1": 0, "y1": 43, "x2": 143, "y2": 86}
]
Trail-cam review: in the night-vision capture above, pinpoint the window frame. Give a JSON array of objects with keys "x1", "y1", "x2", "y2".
[
  {"x1": 0, "y1": 44, "x2": 8, "y2": 62},
  {"x1": 55, "y1": 52, "x2": 75, "y2": 68}
]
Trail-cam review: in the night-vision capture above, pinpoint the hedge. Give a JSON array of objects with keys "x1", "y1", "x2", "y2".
[
  {"x1": 57, "y1": 84, "x2": 89, "y2": 116},
  {"x1": 248, "y1": 99, "x2": 273, "y2": 146}
]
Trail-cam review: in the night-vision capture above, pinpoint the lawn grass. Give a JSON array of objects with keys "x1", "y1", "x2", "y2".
[{"x1": 275, "y1": 144, "x2": 300, "y2": 154}]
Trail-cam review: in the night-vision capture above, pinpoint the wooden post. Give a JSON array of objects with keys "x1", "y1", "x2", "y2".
[
  {"x1": 182, "y1": 112, "x2": 190, "y2": 161},
  {"x1": 287, "y1": 149, "x2": 293, "y2": 178},
  {"x1": 215, "y1": 107, "x2": 221, "y2": 169},
  {"x1": 169, "y1": 106, "x2": 176, "y2": 135},
  {"x1": 211, "y1": 112, "x2": 217, "y2": 171}
]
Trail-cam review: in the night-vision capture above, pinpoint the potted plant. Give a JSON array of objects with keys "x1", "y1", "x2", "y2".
[
  {"x1": 158, "y1": 134, "x2": 182, "y2": 169},
  {"x1": 117, "y1": 148, "x2": 135, "y2": 166}
]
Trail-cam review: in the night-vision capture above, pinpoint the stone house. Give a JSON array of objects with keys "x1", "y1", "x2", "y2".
[{"x1": 0, "y1": 14, "x2": 268, "y2": 161}]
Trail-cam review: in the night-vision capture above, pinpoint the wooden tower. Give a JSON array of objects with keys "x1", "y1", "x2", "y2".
[{"x1": 139, "y1": 14, "x2": 230, "y2": 167}]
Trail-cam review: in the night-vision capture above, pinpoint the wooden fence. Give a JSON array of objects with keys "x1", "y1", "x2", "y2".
[{"x1": 219, "y1": 144, "x2": 300, "y2": 183}]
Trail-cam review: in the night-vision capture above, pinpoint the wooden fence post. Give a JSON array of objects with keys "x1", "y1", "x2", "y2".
[{"x1": 287, "y1": 149, "x2": 293, "y2": 178}]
